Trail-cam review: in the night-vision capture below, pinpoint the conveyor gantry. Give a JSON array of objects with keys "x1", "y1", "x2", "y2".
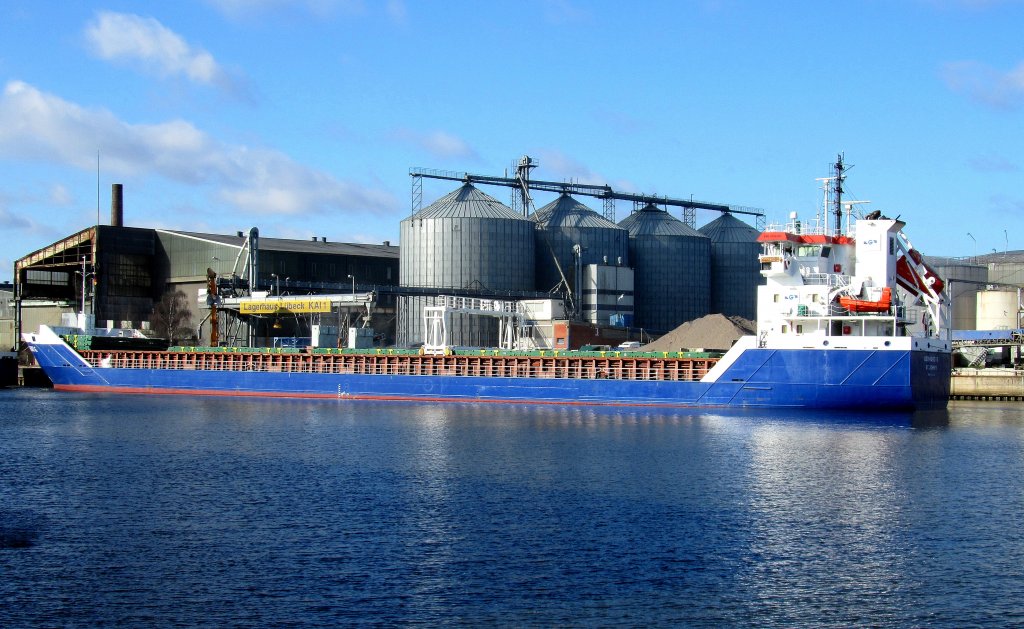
[
  {"x1": 423, "y1": 295, "x2": 526, "y2": 355},
  {"x1": 410, "y1": 162, "x2": 765, "y2": 227}
]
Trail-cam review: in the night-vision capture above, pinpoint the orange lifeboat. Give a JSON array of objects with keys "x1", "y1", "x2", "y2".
[{"x1": 839, "y1": 287, "x2": 892, "y2": 313}]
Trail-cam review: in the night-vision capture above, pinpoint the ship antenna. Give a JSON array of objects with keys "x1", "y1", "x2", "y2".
[
  {"x1": 832, "y1": 153, "x2": 845, "y2": 235},
  {"x1": 831, "y1": 154, "x2": 847, "y2": 236}
]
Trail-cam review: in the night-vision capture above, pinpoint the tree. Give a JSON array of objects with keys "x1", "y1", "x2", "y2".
[{"x1": 149, "y1": 290, "x2": 196, "y2": 344}]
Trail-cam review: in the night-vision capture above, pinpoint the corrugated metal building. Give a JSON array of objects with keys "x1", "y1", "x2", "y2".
[
  {"x1": 155, "y1": 230, "x2": 399, "y2": 345},
  {"x1": 17, "y1": 225, "x2": 158, "y2": 337},
  {"x1": 16, "y1": 224, "x2": 400, "y2": 348},
  {"x1": 977, "y1": 250, "x2": 1024, "y2": 287}
]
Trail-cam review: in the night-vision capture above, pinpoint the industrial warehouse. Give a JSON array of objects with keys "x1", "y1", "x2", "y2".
[{"x1": 8, "y1": 158, "x2": 1024, "y2": 398}]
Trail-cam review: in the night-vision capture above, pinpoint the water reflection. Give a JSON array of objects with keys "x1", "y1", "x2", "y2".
[
  {"x1": 2, "y1": 390, "x2": 1021, "y2": 626},
  {"x1": 743, "y1": 421, "x2": 907, "y2": 617}
]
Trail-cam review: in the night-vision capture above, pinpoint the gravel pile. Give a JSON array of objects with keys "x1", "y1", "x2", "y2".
[{"x1": 642, "y1": 313, "x2": 756, "y2": 352}]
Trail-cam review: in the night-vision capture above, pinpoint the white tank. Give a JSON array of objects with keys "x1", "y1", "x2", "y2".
[{"x1": 976, "y1": 289, "x2": 1020, "y2": 329}]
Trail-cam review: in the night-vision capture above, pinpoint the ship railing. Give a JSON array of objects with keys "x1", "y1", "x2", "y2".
[
  {"x1": 804, "y1": 273, "x2": 850, "y2": 288},
  {"x1": 762, "y1": 218, "x2": 837, "y2": 237},
  {"x1": 81, "y1": 352, "x2": 717, "y2": 382},
  {"x1": 434, "y1": 294, "x2": 519, "y2": 314}
]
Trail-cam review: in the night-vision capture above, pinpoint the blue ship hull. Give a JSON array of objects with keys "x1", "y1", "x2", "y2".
[{"x1": 29, "y1": 340, "x2": 951, "y2": 410}]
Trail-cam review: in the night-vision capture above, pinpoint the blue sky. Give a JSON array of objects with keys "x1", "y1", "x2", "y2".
[{"x1": 1, "y1": 0, "x2": 1022, "y2": 280}]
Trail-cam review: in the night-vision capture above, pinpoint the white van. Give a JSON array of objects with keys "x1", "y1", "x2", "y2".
[{"x1": 617, "y1": 341, "x2": 642, "y2": 350}]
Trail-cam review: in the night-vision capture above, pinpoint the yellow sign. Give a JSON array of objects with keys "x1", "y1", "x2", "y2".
[{"x1": 240, "y1": 299, "x2": 333, "y2": 315}]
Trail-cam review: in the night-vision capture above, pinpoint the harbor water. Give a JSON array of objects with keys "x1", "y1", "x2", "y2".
[{"x1": 2, "y1": 389, "x2": 1022, "y2": 626}]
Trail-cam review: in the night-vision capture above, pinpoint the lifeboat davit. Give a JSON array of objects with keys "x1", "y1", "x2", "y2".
[
  {"x1": 896, "y1": 249, "x2": 945, "y2": 296},
  {"x1": 839, "y1": 287, "x2": 892, "y2": 313}
]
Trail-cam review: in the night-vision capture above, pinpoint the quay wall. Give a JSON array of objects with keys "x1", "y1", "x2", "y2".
[{"x1": 950, "y1": 369, "x2": 1024, "y2": 400}]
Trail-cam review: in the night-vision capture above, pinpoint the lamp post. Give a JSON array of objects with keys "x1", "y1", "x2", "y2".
[
  {"x1": 270, "y1": 273, "x2": 279, "y2": 296},
  {"x1": 77, "y1": 256, "x2": 95, "y2": 329},
  {"x1": 347, "y1": 274, "x2": 355, "y2": 296},
  {"x1": 80, "y1": 256, "x2": 88, "y2": 316},
  {"x1": 967, "y1": 232, "x2": 976, "y2": 262}
]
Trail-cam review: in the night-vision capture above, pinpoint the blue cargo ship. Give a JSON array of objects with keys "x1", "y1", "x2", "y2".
[{"x1": 23, "y1": 167, "x2": 952, "y2": 410}]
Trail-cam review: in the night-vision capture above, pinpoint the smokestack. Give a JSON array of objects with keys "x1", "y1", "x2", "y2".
[{"x1": 111, "y1": 183, "x2": 123, "y2": 227}]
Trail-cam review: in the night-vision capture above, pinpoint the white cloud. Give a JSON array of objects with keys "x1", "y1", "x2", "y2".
[
  {"x1": 206, "y1": 0, "x2": 367, "y2": 20},
  {"x1": 530, "y1": 149, "x2": 642, "y2": 195},
  {"x1": 391, "y1": 129, "x2": 479, "y2": 160},
  {"x1": 941, "y1": 59, "x2": 1024, "y2": 110},
  {"x1": 386, "y1": 0, "x2": 407, "y2": 22},
  {"x1": 84, "y1": 11, "x2": 248, "y2": 98},
  {"x1": 532, "y1": 150, "x2": 604, "y2": 185},
  {"x1": 50, "y1": 184, "x2": 74, "y2": 206},
  {"x1": 0, "y1": 81, "x2": 399, "y2": 218},
  {"x1": 541, "y1": 0, "x2": 591, "y2": 24}
]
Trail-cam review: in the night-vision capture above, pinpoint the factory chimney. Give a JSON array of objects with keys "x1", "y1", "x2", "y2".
[{"x1": 111, "y1": 183, "x2": 124, "y2": 227}]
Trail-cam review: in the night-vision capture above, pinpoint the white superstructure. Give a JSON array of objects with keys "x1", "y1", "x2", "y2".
[{"x1": 754, "y1": 158, "x2": 950, "y2": 353}]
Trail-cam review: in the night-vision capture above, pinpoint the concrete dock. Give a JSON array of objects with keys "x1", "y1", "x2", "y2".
[{"x1": 950, "y1": 368, "x2": 1024, "y2": 401}]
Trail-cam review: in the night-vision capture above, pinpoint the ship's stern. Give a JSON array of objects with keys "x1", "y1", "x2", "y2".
[{"x1": 911, "y1": 341, "x2": 952, "y2": 410}]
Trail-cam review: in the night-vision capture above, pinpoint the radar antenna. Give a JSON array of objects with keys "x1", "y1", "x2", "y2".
[{"x1": 832, "y1": 153, "x2": 846, "y2": 236}]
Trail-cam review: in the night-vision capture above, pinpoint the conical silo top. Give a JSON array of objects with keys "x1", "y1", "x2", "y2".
[
  {"x1": 698, "y1": 213, "x2": 760, "y2": 243},
  {"x1": 531, "y1": 194, "x2": 622, "y2": 229},
  {"x1": 412, "y1": 183, "x2": 526, "y2": 220},
  {"x1": 618, "y1": 203, "x2": 706, "y2": 238}
]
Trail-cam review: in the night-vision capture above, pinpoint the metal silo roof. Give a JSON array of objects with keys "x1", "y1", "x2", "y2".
[
  {"x1": 697, "y1": 213, "x2": 760, "y2": 243},
  {"x1": 412, "y1": 183, "x2": 526, "y2": 220},
  {"x1": 531, "y1": 194, "x2": 621, "y2": 229},
  {"x1": 618, "y1": 204, "x2": 705, "y2": 238}
]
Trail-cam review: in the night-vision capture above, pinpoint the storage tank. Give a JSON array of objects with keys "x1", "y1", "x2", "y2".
[
  {"x1": 698, "y1": 213, "x2": 762, "y2": 321},
  {"x1": 618, "y1": 204, "x2": 710, "y2": 333},
  {"x1": 928, "y1": 256, "x2": 987, "y2": 330},
  {"x1": 531, "y1": 193, "x2": 629, "y2": 299},
  {"x1": 399, "y1": 183, "x2": 535, "y2": 346},
  {"x1": 976, "y1": 289, "x2": 1021, "y2": 330}
]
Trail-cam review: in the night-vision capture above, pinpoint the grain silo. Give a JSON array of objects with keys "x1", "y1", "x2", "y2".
[
  {"x1": 618, "y1": 204, "x2": 710, "y2": 334},
  {"x1": 531, "y1": 192, "x2": 629, "y2": 299},
  {"x1": 698, "y1": 213, "x2": 762, "y2": 321},
  {"x1": 399, "y1": 183, "x2": 535, "y2": 346}
]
